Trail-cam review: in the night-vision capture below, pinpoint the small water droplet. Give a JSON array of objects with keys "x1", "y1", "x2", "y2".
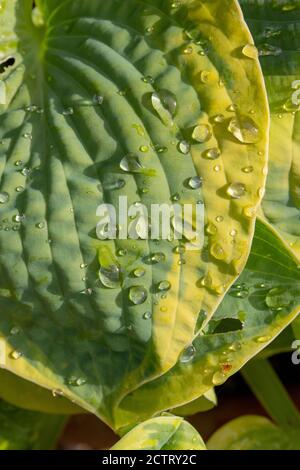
[
  {"x1": 139, "y1": 145, "x2": 149, "y2": 153},
  {"x1": 174, "y1": 245, "x2": 185, "y2": 255},
  {"x1": 150, "y1": 252, "x2": 166, "y2": 264},
  {"x1": 206, "y1": 222, "x2": 217, "y2": 235},
  {"x1": 0, "y1": 191, "x2": 9, "y2": 204},
  {"x1": 141, "y1": 75, "x2": 154, "y2": 84},
  {"x1": 62, "y1": 107, "x2": 74, "y2": 116},
  {"x1": 104, "y1": 179, "x2": 126, "y2": 191},
  {"x1": 265, "y1": 287, "x2": 293, "y2": 310},
  {"x1": 129, "y1": 285, "x2": 148, "y2": 305},
  {"x1": 151, "y1": 90, "x2": 177, "y2": 123},
  {"x1": 226, "y1": 182, "x2": 246, "y2": 199},
  {"x1": 200, "y1": 70, "x2": 211, "y2": 83},
  {"x1": 242, "y1": 166, "x2": 254, "y2": 173},
  {"x1": 199, "y1": 274, "x2": 212, "y2": 288},
  {"x1": 243, "y1": 205, "x2": 256, "y2": 218},
  {"x1": 10, "y1": 350, "x2": 23, "y2": 360},
  {"x1": 213, "y1": 114, "x2": 225, "y2": 123},
  {"x1": 242, "y1": 44, "x2": 258, "y2": 59},
  {"x1": 21, "y1": 167, "x2": 32, "y2": 177},
  {"x1": 133, "y1": 267, "x2": 146, "y2": 278},
  {"x1": 203, "y1": 148, "x2": 221, "y2": 160},
  {"x1": 93, "y1": 94, "x2": 104, "y2": 105},
  {"x1": 210, "y1": 243, "x2": 226, "y2": 260},
  {"x1": 14, "y1": 160, "x2": 23, "y2": 167},
  {"x1": 15, "y1": 186, "x2": 24, "y2": 193},
  {"x1": 158, "y1": 280, "x2": 171, "y2": 291},
  {"x1": 188, "y1": 176, "x2": 202, "y2": 189},
  {"x1": 10, "y1": 326, "x2": 20, "y2": 335},
  {"x1": 255, "y1": 336, "x2": 271, "y2": 344},
  {"x1": 212, "y1": 371, "x2": 227, "y2": 385},
  {"x1": 117, "y1": 248, "x2": 127, "y2": 257},
  {"x1": 143, "y1": 311, "x2": 152, "y2": 320},
  {"x1": 12, "y1": 214, "x2": 25, "y2": 223},
  {"x1": 22, "y1": 132, "x2": 32, "y2": 140},
  {"x1": 215, "y1": 215, "x2": 224, "y2": 223},
  {"x1": 52, "y1": 388, "x2": 64, "y2": 398},
  {"x1": 183, "y1": 45, "x2": 193, "y2": 55},
  {"x1": 214, "y1": 164, "x2": 221, "y2": 172},
  {"x1": 178, "y1": 140, "x2": 190, "y2": 154}
]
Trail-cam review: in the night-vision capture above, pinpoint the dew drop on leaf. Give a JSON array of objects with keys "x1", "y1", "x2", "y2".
[
  {"x1": 242, "y1": 44, "x2": 258, "y2": 59},
  {"x1": 99, "y1": 264, "x2": 121, "y2": 289},
  {"x1": 129, "y1": 286, "x2": 148, "y2": 305},
  {"x1": 188, "y1": 176, "x2": 202, "y2": 189},
  {"x1": 178, "y1": 140, "x2": 190, "y2": 154},
  {"x1": 228, "y1": 116, "x2": 260, "y2": 144},
  {"x1": 203, "y1": 148, "x2": 221, "y2": 160},
  {"x1": 120, "y1": 154, "x2": 144, "y2": 173},
  {"x1": 192, "y1": 124, "x2": 212, "y2": 143},
  {"x1": 180, "y1": 344, "x2": 196, "y2": 363},
  {"x1": 158, "y1": 280, "x2": 171, "y2": 291},
  {"x1": 0, "y1": 191, "x2": 9, "y2": 203},
  {"x1": 226, "y1": 182, "x2": 246, "y2": 199}
]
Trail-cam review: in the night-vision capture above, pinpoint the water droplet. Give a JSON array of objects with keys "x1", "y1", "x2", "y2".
[
  {"x1": 171, "y1": 193, "x2": 180, "y2": 202},
  {"x1": 210, "y1": 243, "x2": 226, "y2": 260},
  {"x1": 141, "y1": 75, "x2": 154, "y2": 84},
  {"x1": 0, "y1": 191, "x2": 9, "y2": 203},
  {"x1": 146, "y1": 26, "x2": 155, "y2": 33},
  {"x1": 117, "y1": 248, "x2": 127, "y2": 257},
  {"x1": 188, "y1": 176, "x2": 202, "y2": 189},
  {"x1": 174, "y1": 245, "x2": 185, "y2": 255},
  {"x1": 129, "y1": 286, "x2": 148, "y2": 305},
  {"x1": 10, "y1": 350, "x2": 23, "y2": 360},
  {"x1": 15, "y1": 160, "x2": 23, "y2": 167},
  {"x1": 180, "y1": 344, "x2": 196, "y2": 363},
  {"x1": 192, "y1": 124, "x2": 212, "y2": 143},
  {"x1": 143, "y1": 311, "x2": 152, "y2": 320},
  {"x1": 183, "y1": 45, "x2": 193, "y2": 55},
  {"x1": 203, "y1": 148, "x2": 221, "y2": 160},
  {"x1": 214, "y1": 164, "x2": 221, "y2": 172},
  {"x1": 206, "y1": 222, "x2": 217, "y2": 235},
  {"x1": 213, "y1": 114, "x2": 225, "y2": 123},
  {"x1": 99, "y1": 264, "x2": 121, "y2": 289},
  {"x1": 200, "y1": 70, "x2": 211, "y2": 83},
  {"x1": 227, "y1": 104, "x2": 237, "y2": 112},
  {"x1": 104, "y1": 179, "x2": 126, "y2": 191},
  {"x1": 52, "y1": 388, "x2": 64, "y2": 398},
  {"x1": 228, "y1": 116, "x2": 260, "y2": 144},
  {"x1": 215, "y1": 215, "x2": 224, "y2": 223},
  {"x1": 133, "y1": 267, "x2": 146, "y2": 278},
  {"x1": 120, "y1": 154, "x2": 144, "y2": 173},
  {"x1": 265, "y1": 287, "x2": 293, "y2": 310},
  {"x1": 255, "y1": 336, "x2": 271, "y2": 344},
  {"x1": 212, "y1": 371, "x2": 227, "y2": 385},
  {"x1": 93, "y1": 94, "x2": 104, "y2": 105},
  {"x1": 62, "y1": 107, "x2": 74, "y2": 116},
  {"x1": 12, "y1": 214, "x2": 25, "y2": 223},
  {"x1": 10, "y1": 326, "x2": 20, "y2": 335},
  {"x1": 243, "y1": 206, "x2": 256, "y2": 218},
  {"x1": 80, "y1": 263, "x2": 87, "y2": 269},
  {"x1": 230, "y1": 286, "x2": 249, "y2": 298},
  {"x1": 21, "y1": 167, "x2": 32, "y2": 177},
  {"x1": 178, "y1": 140, "x2": 190, "y2": 154},
  {"x1": 15, "y1": 186, "x2": 24, "y2": 193},
  {"x1": 22, "y1": 132, "x2": 32, "y2": 140},
  {"x1": 242, "y1": 44, "x2": 258, "y2": 59},
  {"x1": 150, "y1": 252, "x2": 166, "y2": 264},
  {"x1": 258, "y1": 44, "x2": 282, "y2": 57},
  {"x1": 226, "y1": 182, "x2": 246, "y2": 199},
  {"x1": 139, "y1": 145, "x2": 149, "y2": 153},
  {"x1": 242, "y1": 166, "x2": 254, "y2": 173},
  {"x1": 151, "y1": 90, "x2": 177, "y2": 123},
  {"x1": 199, "y1": 274, "x2": 212, "y2": 288},
  {"x1": 158, "y1": 280, "x2": 171, "y2": 291}
]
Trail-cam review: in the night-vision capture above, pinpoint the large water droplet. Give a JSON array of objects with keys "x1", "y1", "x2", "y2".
[
  {"x1": 226, "y1": 182, "x2": 246, "y2": 199},
  {"x1": 129, "y1": 286, "x2": 148, "y2": 305},
  {"x1": 228, "y1": 116, "x2": 260, "y2": 144},
  {"x1": 120, "y1": 154, "x2": 144, "y2": 173},
  {"x1": 178, "y1": 140, "x2": 190, "y2": 154},
  {"x1": 151, "y1": 90, "x2": 177, "y2": 125},
  {"x1": 180, "y1": 344, "x2": 196, "y2": 363},
  {"x1": 265, "y1": 287, "x2": 293, "y2": 310},
  {"x1": 99, "y1": 264, "x2": 121, "y2": 289},
  {"x1": 192, "y1": 124, "x2": 212, "y2": 143}
]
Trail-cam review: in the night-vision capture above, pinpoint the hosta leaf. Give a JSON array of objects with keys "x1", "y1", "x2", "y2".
[
  {"x1": 113, "y1": 219, "x2": 300, "y2": 428},
  {"x1": 239, "y1": 1, "x2": 300, "y2": 261},
  {"x1": 207, "y1": 415, "x2": 300, "y2": 450},
  {"x1": 0, "y1": 398, "x2": 65, "y2": 450},
  {"x1": 171, "y1": 388, "x2": 217, "y2": 416},
  {"x1": 111, "y1": 415, "x2": 206, "y2": 450},
  {"x1": 0, "y1": 0, "x2": 268, "y2": 429}
]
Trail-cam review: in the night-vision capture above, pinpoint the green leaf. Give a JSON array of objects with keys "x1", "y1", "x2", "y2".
[
  {"x1": 240, "y1": 0, "x2": 300, "y2": 351},
  {"x1": 113, "y1": 219, "x2": 300, "y2": 428},
  {"x1": 0, "y1": 0, "x2": 268, "y2": 429},
  {"x1": 207, "y1": 415, "x2": 300, "y2": 450},
  {"x1": 111, "y1": 415, "x2": 206, "y2": 450},
  {"x1": 0, "y1": 398, "x2": 66, "y2": 450}
]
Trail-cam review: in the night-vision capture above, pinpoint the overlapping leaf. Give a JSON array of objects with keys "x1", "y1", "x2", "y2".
[{"x1": 0, "y1": 0, "x2": 268, "y2": 429}]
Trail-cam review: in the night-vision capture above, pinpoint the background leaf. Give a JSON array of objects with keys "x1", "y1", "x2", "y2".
[{"x1": 111, "y1": 415, "x2": 206, "y2": 450}]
